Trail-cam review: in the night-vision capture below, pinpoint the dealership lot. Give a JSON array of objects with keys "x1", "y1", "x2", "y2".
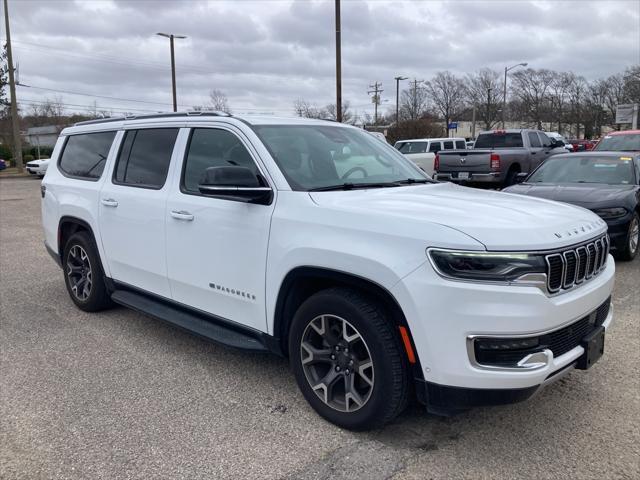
[{"x1": 1, "y1": 177, "x2": 638, "y2": 479}]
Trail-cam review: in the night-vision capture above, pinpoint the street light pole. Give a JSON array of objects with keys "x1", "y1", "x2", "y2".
[
  {"x1": 394, "y1": 76, "x2": 408, "y2": 129},
  {"x1": 156, "y1": 32, "x2": 187, "y2": 112},
  {"x1": 335, "y1": 0, "x2": 342, "y2": 122},
  {"x1": 502, "y1": 62, "x2": 528, "y2": 128},
  {"x1": 3, "y1": 0, "x2": 23, "y2": 172}
]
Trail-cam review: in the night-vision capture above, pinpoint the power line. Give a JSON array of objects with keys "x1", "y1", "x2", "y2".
[
  {"x1": 367, "y1": 81, "x2": 383, "y2": 124},
  {"x1": 18, "y1": 98, "x2": 160, "y2": 114}
]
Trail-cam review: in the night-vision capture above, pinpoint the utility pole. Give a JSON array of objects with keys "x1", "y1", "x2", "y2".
[
  {"x1": 3, "y1": 0, "x2": 23, "y2": 172},
  {"x1": 367, "y1": 81, "x2": 383, "y2": 125},
  {"x1": 486, "y1": 87, "x2": 492, "y2": 130},
  {"x1": 394, "y1": 76, "x2": 407, "y2": 129},
  {"x1": 335, "y1": 0, "x2": 342, "y2": 122},
  {"x1": 156, "y1": 32, "x2": 187, "y2": 112},
  {"x1": 410, "y1": 79, "x2": 424, "y2": 120},
  {"x1": 471, "y1": 106, "x2": 476, "y2": 139}
]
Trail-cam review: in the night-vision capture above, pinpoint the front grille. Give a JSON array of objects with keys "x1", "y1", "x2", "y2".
[
  {"x1": 546, "y1": 234, "x2": 609, "y2": 293},
  {"x1": 26, "y1": 162, "x2": 38, "y2": 168},
  {"x1": 474, "y1": 297, "x2": 611, "y2": 367}
]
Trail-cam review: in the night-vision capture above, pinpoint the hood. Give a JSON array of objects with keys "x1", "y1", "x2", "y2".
[
  {"x1": 504, "y1": 183, "x2": 636, "y2": 208},
  {"x1": 309, "y1": 182, "x2": 607, "y2": 251}
]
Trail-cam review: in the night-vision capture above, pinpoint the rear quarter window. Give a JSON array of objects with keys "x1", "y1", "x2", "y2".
[{"x1": 58, "y1": 131, "x2": 117, "y2": 180}]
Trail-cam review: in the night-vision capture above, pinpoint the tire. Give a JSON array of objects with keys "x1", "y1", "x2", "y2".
[
  {"x1": 63, "y1": 231, "x2": 112, "y2": 312},
  {"x1": 288, "y1": 287, "x2": 409, "y2": 430},
  {"x1": 503, "y1": 167, "x2": 520, "y2": 188},
  {"x1": 617, "y1": 212, "x2": 639, "y2": 261}
]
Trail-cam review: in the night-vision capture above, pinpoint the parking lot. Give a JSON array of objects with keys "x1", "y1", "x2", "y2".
[{"x1": 1, "y1": 176, "x2": 638, "y2": 479}]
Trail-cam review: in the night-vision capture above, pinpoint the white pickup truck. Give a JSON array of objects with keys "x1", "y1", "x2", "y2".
[
  {"x1": 41, "y1": 112, "x2": 614, "y2": 430},
  {"x1": 394, "y1": 137, "x2": 467, "y2": 176}
]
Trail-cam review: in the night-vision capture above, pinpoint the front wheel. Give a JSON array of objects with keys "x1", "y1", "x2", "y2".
[
  {"x1": 288, "y1": 287, "x2": 409, "y2": 430},
  {"x1": 617, "y1": 212, "x2": 639, "y2": 261}
]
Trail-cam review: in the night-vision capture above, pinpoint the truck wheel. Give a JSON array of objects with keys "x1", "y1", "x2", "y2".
[
  {"x1": 63, "y1": 231, "x2": 112, "y2": 312},
  {"x1": 504, "y1": 168, "x2": 520, "y2": 187},
  {"x1": 288, "y1": 287, "x2": 409, "y2": 430},
  {"x1": 617, "y1": 212, "x2": 639, "y2": 261}
]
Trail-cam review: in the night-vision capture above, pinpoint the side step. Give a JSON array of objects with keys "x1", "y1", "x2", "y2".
[{"x1": 111, "y1": 289, "x2": 269, "y2": 352}]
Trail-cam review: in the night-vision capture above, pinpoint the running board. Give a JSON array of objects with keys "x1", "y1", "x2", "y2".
[{"x1": 111, "y1": 289, "x2": 269, "y2": 352}]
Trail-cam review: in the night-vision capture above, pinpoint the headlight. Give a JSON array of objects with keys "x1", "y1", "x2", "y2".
[
  {"x1": 428, "y1": 249, "x2": 547, "y2": 282},
  {"x1": 592, "y1": 207, "x2": 627, "y2": 219}
]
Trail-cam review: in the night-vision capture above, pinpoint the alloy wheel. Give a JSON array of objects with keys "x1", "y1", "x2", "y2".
[
  {"x1": 300, "y1": 314, "x2": 374, "y2": 413},
  {"x1": 629, "y1": 216, "x2": 639, "y2": 255},
  {"x1": 66, "y1": 245, "x2": 92, "y2": 301}
]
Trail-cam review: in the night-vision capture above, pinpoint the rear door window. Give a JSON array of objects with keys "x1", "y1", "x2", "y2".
[
  {"x1": 539, "y1": 132, "x2": 552, "y2": 148},
  {"x1": 429, "y1": 142, "x2": 441, "y2": 153},
  {"x1": 455, "y1": 140, "x2": 466, "y2": 149},
  {"x1": 58, "y1": 131, "x2": 116, "y2": 180},
  {"x1": 443, "y1": 141, "x2": 454, "y2": 150},
  {"x1": 528, "y1": 132, "x2": 542, "y2": 147},
  {"x1": 114, "y1": 128, "x2": 179, "y2": 189}
]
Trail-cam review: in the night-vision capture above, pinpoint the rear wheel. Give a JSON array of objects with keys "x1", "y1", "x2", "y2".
[
  {"x1": 63, "y1": 231, "x2": 112, "y2": 311},
  {"x1": 504, "y1": 166, "x2": 520, "y2": 188},
  {"x1": 617, "y1": 212, "x2": 639, "y2": 261},
  {"x1": 289, "y1": 287, "x2": 409, "y2": 430}
]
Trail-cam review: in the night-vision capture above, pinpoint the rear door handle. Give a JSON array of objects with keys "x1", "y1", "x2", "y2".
[
  {"x1": 101, "y1": 198, "x2": 118, "y2": 207},
  {"x1": 170, "y1": 210, "x2": 194, "y2": 221}
]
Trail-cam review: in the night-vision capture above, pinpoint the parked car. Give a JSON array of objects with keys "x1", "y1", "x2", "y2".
[
  {"x1": 42, "y1": 112, "x2": 614, "y2": 430},
  {"x1": 366, "y1": 131, "x2": 387, "y2": 143},
  {"x1": 26, "y1": 158, "x2": 50, "y2": 178},
  {"x1": 434, "y1": 129, "x2": 567, "y2": 187},
  {"x1": 545, "y1": 132, "x2": 574, "y2": 152},
  {"x1": 594, "y1": 130, "x2": 640, "y2": 151},
  {"x1": 504, "y1": 152, "x2": 640, "y2": 260},
  {"x1": 394, "y1": 137, "x2": 466, "y2": 176},
  {"x1": 0, "y1": 158, "x2": 6, "y2": 171},
  {"x1": 567, "y1": 139, "x2": 596, "y2": 152}
]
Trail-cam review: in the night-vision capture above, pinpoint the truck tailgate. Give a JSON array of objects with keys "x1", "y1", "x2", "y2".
[{"x1": 438, "y1": 150, "x2": 492, "y2": 172}]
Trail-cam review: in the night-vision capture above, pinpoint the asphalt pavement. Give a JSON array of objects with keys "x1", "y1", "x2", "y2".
[{"x1": 1, "y1": 177, "x2": 638, "y2": 479}]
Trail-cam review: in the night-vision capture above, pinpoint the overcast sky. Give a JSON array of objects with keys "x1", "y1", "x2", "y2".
[{"x1": 6, "y1": 0, "x2": 640, "y2": 118}]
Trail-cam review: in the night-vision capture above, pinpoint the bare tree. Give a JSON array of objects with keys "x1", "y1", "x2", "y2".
[
  {"x1": 623, "y1": 64, "x2": 640, "y2": 104},
  {"x1": 464, "y1": 69, "x2": 502, "y2": 130},
  {"x1": 208, "y1": 89, "x2": 231, "y2": 113},
  {"x1": 399, "y1": 81, "x2": 429, "y2": 121},
  {"x1": 548, "y1": 71, "x2": 575, "y2": 134},
  {"x1": 424, "y1": 71, "x2": 466, "y2": 135},
  {"x1": 325, "y1": 101, "x2": 354, "y2": 124},
  {"x1": 510, "y1": 68, "x2": 555, "y2": 129},
  {"x1": 293, "y1": 98, "x2": 327, "y2": 119}
]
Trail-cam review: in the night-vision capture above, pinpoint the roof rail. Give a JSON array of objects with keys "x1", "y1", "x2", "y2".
[{"x1": 74, "y1": 110, "x2": 231, "y2": 126}]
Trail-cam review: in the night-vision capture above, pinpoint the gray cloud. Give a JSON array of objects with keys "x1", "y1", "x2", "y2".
[{"x1": 8, "y1": 0, "x2": 640, "y2": 117}]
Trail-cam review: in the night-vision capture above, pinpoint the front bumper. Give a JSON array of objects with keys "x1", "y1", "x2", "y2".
[
  {"x1": 603, "y1": 213, "x2": 633, "y2": 251},
  {"x1": 392, "y1": 255, "x2": 615, "y2": 393}
]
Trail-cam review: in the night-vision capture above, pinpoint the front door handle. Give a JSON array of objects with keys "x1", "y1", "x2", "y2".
[
  {"x1": 101, "y1": 198, "x2": 118, "y2": 207},
  {"x1": 170, "y1": 210, "x2": 194, "y2": 221}
]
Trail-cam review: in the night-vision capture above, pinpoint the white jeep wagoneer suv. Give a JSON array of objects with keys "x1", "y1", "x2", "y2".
[{"x1": 41, "y1": 112, "x2": 614, "y2": 430}]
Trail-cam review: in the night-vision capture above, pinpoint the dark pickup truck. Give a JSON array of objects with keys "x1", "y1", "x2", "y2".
[{"x1": 434, "y1": 129, "x2": 567, "y2": 187}]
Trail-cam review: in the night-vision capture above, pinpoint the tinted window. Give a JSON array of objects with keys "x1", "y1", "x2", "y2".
[
  {"x1": 114, "y1": 128, "x2": 178, "y2": 188},
  {"x1": 539, "y1": 132, "x2": 552, "y2": 147},
  {"x1": 183, "y1": 129, "x2": 258, "y2": 193},
  {"x1": 475, "y1": 133, "x2": 524, "y2": 148},
  {"x1": 397, "y1": 141, "x2": 427, "y2": 154},
  {"x1": 528, "y1": 132, "x2": 541, "y2": 147},
  {"x1": 59, "y1": 131, "x2": 116, "y2": 180},
  {"x1": 443, "y1": 141, "x2": 454, "y2": 150},
  {"x1": 527, "y1": 155, "x2": 636, "y2": 185},
  {"x1": 429, "y1": 142, "x2": 441, "y2": 152},
  {"x1": 455, "y1": 140, "x2": 466, "y2": 149},
  {"x1": 254, "y1": 125, "x2": 426, "y2": 191}
]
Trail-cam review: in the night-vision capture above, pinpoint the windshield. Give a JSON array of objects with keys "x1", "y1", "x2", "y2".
[
  {"x1": 254, "y1": 125, "x2": 428, "y2": 191},
  {"x1": 594, "y1": 133, "x2": 640, "y2": 151},
  {"x1": 396, "y1": 141, "x2": 427, "y2": 154},
  {"x1": 527, "y1": 155, "x2": 636, "y2": 185},
  {"x1": 474, "y1": 132, "x2": 524, "y2": 149}
]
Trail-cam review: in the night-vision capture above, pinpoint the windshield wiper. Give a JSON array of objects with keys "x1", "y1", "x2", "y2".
[
  {"x1": 395, "y1": 178, "x2": 436, "y2": 185},
  {"x1": 309, "y1": 182, "x2": 403, "y2": 192}
]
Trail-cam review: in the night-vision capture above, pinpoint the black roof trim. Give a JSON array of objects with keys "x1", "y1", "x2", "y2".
[{"x1": 74, "y1": 111, "x2": 232, "y2": 126}]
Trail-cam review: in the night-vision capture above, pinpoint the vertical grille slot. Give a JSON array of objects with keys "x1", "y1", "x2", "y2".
[
  {"x1": 586, "y1": 243, "x2": 597, "y2": 277},
  {"x1": 594, "y1": 240, "x2": 602, "y2": 273},
  {"x1": 575, "y1": 246, "x2": 587, "y2": 283},
  {"x1": 563, "y1": 251, "x2": 577, "y2": 288},
  {"x1": 546, "y1": 254, "x2": 564, "y2": 292}
]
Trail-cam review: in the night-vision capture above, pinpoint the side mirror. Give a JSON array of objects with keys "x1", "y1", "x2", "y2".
[
  {"x1": 549, "y1": 138, "x2": 558, "y2": 148},
  {"x1": 515, "y1": 172, "x2": 529, "y2": 183},
  {"x1": 198, "y1": 166, "x2": 273, "y2": 204}
]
